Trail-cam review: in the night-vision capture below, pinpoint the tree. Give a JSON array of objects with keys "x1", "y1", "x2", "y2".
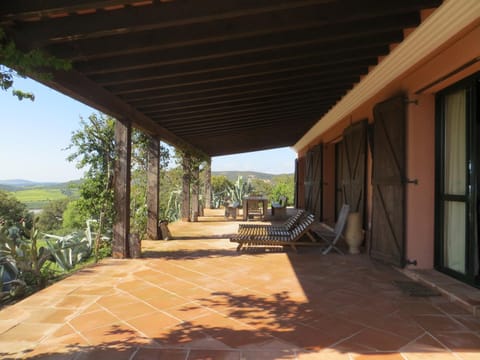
[
  {"x1": 211, "y1": 175, "x2": 233, "y2": 195},
  {"x1": 37, "y1": 199, "x2": 70, "y2": 233},
  {"x1": 62, "y1": 200, "x2": 85, "y2": 231},
  {"x1": 250, "y1": 178, "x2": 273, "y2": 198},
  {"x1": 0, "y1": 190, "x2": 31, "y2": 227},
  {"x1": 66, "y1": 113, "x2": 172, "y2": 241},
  {"x1": 130, "y1": 131, "x2": 170, "y2": 238},
  {"x1": 66, "y1": 113, "x2": 115, "y2": 260},
  {"x1": 172, "y1": 149, "x2": 208, "y2": 220},
  {"x1": 271, "y1": 175, "x2": 295, "y2": 205}
]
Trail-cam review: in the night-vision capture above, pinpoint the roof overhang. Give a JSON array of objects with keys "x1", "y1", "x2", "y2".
[
  {"x1": 294, "y1": 0, "x2": 480, "y2": 152},
  {"x1": 1, "y1": 0, "x2": 443, "y2": 157}
]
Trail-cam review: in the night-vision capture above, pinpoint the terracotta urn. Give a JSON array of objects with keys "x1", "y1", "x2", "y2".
[{"x1": 345, "y1": 212, "x2": 364, "y2": 254}]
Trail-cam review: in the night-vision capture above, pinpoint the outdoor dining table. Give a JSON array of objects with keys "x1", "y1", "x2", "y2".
[{"x1": 242, "y1": 196, "x2": 269, "y2": 221}]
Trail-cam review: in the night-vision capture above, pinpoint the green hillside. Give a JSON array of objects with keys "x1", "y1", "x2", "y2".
[
  {"x1": 6, "y1": 182, "x2": 81, "y2": 210},
  {"x1": 212, "y1": 171, "x2": 292, "y2": 182}
]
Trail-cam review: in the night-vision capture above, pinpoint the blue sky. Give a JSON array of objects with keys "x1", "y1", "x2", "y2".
[{"x1": 0, "y1": 76, "x2": 296, "y2": 182}]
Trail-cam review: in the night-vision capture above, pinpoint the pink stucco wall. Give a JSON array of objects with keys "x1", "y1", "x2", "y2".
[
  {"x1": 405, "y1": 94, "x2": 435, "y2": 268},
  {"x1": 299, "y1": 23, "x2": 480, "y2": 269}
]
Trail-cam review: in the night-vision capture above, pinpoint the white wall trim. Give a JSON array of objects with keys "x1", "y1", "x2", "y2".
[{"x1": 293, "y1": 0, "x2": 480, "y2": 153}]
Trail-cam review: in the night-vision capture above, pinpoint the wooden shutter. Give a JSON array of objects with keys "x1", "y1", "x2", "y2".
[
  {"x1": 340, "y1": 120, "x2": 368, "y2": 224},
  {"x1": 304, "y1": 144, "x2": 323, "y2": 220},
  {"x1": 370, "y1": 96, "x2": 406, "y2": 267}
]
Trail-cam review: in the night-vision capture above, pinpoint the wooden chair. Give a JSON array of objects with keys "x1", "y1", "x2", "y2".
[
  {"x1": 246, "y1": 199, "x2": 263, "y2": 221},
  {"x1": 230, "y1": 213, "x2": 317, "y2": 251},
  {"x1": 313, "y1": 204, "x2": 350, "y2": 255}
]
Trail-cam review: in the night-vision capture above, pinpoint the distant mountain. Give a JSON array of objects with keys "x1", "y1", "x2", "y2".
[
  {"x1": 0, "y1": 179, "x2": 50, "y2": 187},
  {"x1": 212, "y1": 171, "x2": 292, "y2": 182},
  {"x1": 0, "y1": 179, "x2": 80, "y2": 191}
]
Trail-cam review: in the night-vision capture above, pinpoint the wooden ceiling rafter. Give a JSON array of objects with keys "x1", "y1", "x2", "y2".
[
  {"x1": 135, "y1": 87, "x2": 345, "y2": 114},
  {"x1": 91, "y1": 44, "x2": 390, "y2": 86},
  {"x1": 0, "y1": 0, "x2": 443, "y2": 156},
  {"x1": 44, "y1": 12, "x2": 421, "y2": 62}
]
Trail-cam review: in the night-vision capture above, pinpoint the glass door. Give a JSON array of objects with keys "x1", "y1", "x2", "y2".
[
  {"x1": 436, "y1": 74, "x2": 480, "y2": 286},
  {"x1": 441, "y1": 89, "x2": 468, "y2": 274}
]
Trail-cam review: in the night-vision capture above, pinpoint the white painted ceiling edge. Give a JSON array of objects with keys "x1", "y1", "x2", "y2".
[{"x1": 293, "y1": 0, "x2": 480, "y2": 153}]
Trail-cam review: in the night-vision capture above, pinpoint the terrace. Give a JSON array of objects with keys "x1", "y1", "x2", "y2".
[
  {"x1": 2, "y1": 1, "x2": 480, "y2": 358},
  {"x1": 1, "y1": 209, "x2": 480, "y2": 359}
]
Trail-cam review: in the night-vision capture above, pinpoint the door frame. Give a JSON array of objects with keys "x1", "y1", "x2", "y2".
[{"x1": 434, "y1": 72, "x2": 480, "y2": 287}]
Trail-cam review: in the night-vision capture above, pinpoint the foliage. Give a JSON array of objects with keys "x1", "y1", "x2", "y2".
[
  {"x1": 172, "y1": 149, "x2": 208, "y2": 219},
  {"x1": 249, "y1": 178, "x2": 273, "y2": 198},
  {"x1": 270, "y1": 175, "x2": 295, "y2": 206},
  {"x1": 130, "y1": 131, "x2": 170, "y2": 239},
  {"x1": 0, "y1": 27, "x2": 71, "y2": 101},
  {"x1": 162, "y1": 190, "x2": 182, "y2": 222},
  {"x1": 43, "y1": 220, "x2": 109, "y2": 271},
  {"x1": 37, "y1": 199, "x2": 70, "y2": 233},
  {"x1": 62, "y1": 200, "x2": 86, "y2": 231},
  {"x1": 1, "y1": 217, "x2": 111, "y2": 303},
  {"x1": 66, "y1": 113, "x2": 174, "y2": 239},
  {"x1": 0, "y1": 254, "x2": 24, "y2": 299},
  {"x1": 0, "y1": 218, "x2": 50, "y2": 289},
  {"x1": 226, "y1": 176, "x2": 253, "y2": 204},
  {"x1": 159, "y1": 167, "x2": 182, "y2": 221},
  {"x1": 210, "y1": 175, "x2": 233, "y2": 208},
  {"x1": 65, "y1": 113, "x2": 115, "y2": 260},
  {"x1": 0, "y1": 190, "x2": 32, "y2": 227}
]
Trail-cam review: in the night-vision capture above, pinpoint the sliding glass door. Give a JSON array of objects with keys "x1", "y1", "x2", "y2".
[{"x1": 436, "y1": 74, "x2": 480, "y2": 286}]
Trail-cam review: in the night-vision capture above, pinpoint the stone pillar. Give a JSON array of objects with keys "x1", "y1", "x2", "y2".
[
  {"x1": 113, "y1": 119, "x2": 131, "y2": 259},
  {"x1": 181, "y1": 154, "x2": 191, "y2": 222},
  {"x1": 147, "y1": 135, "x2": 160, "y2": 239},
  {"x1": 204, "y1": 158, "x2": 212, "y2": 209}
]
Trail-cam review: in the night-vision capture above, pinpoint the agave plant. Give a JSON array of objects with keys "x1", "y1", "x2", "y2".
[
  {"x1": 162, "y1": 190, "x2": 181, "y2": 222},
  {"x1": 0, "y1": 220, "x2": 47, "y2": 292},
  {"x1": 227, "y1": 176, "x2": 253, "y2": 204},
  {"x1": 211, "y1": 189, "x2": 226, "y2": 209},
  {"x1": 43, "y1": 232, "x2": 89, "y2": 271},
  {"x1": 43, "y1": 219, "x2": 109, "y2": 271}
]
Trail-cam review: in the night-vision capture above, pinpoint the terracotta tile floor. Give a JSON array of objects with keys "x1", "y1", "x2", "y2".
[{"x1": 1, "y1": 209, "x2": 480, "y2": 359}]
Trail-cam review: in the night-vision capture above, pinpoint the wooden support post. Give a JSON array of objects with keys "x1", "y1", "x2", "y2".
[
  {"x1": 181, "y1": 155, "x2": 191, "y2": 222},
  {"x1": 204, "y1": 158, "x2": 212, "y2": 209},
  {"x1": 191, "y1": 163, "x2": 199, "y2": 222},
  {"x1": 113, "y1": 119, "x2": 131, "y2": 259},
  {"x1": 147, "y1": 135, "x2": 160, "y2": 239}
]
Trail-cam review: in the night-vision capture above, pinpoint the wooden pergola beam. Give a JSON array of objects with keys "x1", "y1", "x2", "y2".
[
  {"x1": 13, "y1": 0, "x2": 441, "y2": 51},
  {"x1": 181, "y1": 155, "x2": 191, "y2": 222},
  {"x1": 48, "y1": 13, "x2": 419, "y2": 61},
  {"x1": 93, "y1": 48, "x2": 384, "y2": 87},
  {"x1": 32, "y1": 68, "x2": 207, "y2": 158},
  {"x1": 103, "y1": 51, "x2": 380, "y2": 94}
]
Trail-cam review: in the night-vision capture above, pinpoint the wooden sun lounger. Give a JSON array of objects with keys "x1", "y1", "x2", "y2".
[
  {"x1": 237, "y1": 209, "x2": 305, "y2": 233},
  {"x1": 230, "y1": 213, "x2": 317, "y2": 251}
]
